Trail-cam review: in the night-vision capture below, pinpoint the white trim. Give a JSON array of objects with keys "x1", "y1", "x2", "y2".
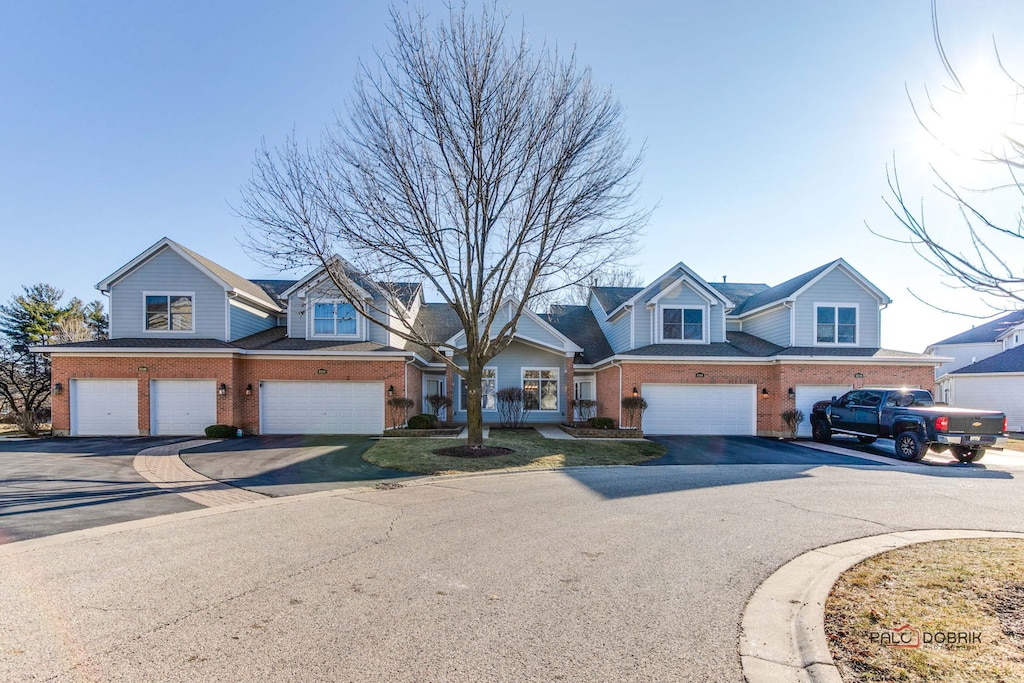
[
  {"x1": 443, "y1": 297, "x2": 582, "y2": 353},
  {"x1": 142, "y1": 291, "x2": 196, "y2": 334},
  {"x1": 812, "y1": 302, "x2": 859, "y2": 346},
  {"x1": 656, "y1": 305, "x2": 708, "y2": 344},
  {"x1": 792, "y1": 259, "x2": 890, "y2": 305},
  {"x1": 279, "y1": 257, "x2": 372, "y2": 300},
  {"x1": 307, "y1": 299, "x2": 364, "y2": 340},
  {"x1": 648, "y1": 275, "x2": 718, "y2": 306},
  {"x1": 607, "y1": 262, "x2": 733, "y2": 319},
  {"x1": 522, "y1": 366, "x2": 560, "y2": 412}
]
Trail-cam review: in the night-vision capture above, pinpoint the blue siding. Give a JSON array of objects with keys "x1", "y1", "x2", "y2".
[
  {"x1": 452, "y1": 341, "x2": 567, "y2": 423},
  {"x1": 741, "y1": 306, "x2": 791, "y2": 346},
  {"x1": 590, "y1": 293, "x2": 631, "y2": 353},
  {"x1": 109, "y1": 246, "x2": 226, "y2": 340},
  {"x1": 793, "y1": 268, "x2": 881, "y2": 346},
  {"x1": 229, "y1": 301, "x2": 276, "y2": 340}
]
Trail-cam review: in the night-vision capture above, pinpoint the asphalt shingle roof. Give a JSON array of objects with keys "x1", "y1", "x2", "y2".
[
  {"x1": 171, "y1": 241, "x2": 282, "y2": 311},
  {"x1": 591, "y1": 287, "x2": 642, "y2": 314},
  {"x1": 249, "y1": 279, "x2": 298, "y2": 301},
  {"x1": 709, "y1": 282, "x2": 770, "y2": 307},
  {"x1": 729, "y1": 260, "x2": 838, "y2": 315},
  {"x1": 952, "y1": 345, "x2": 1024, "y2": 374},
  {"x1": 542, "y1": 305, "x2": 613, "y2": 364},
  {"x1": 931, "y1": 309, "x2": 1024, "y2": 346}
]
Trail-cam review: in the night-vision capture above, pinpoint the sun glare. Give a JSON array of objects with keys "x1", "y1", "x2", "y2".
[{"x1": 923, "y1": 63, "x2": 1023, "y2": 162}]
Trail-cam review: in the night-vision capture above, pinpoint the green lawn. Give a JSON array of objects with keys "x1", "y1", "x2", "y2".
[{"x1": 363, "y1": 428, "x2": 666, "y2": 475}]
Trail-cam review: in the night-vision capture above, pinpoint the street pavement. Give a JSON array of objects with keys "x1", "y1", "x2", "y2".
[
  {"x1": 2, "y1": 456, "x2": 1023, "y2": 682},
  {"x1": 0, "y1": 437, "x2": 202, "y2": 543}
]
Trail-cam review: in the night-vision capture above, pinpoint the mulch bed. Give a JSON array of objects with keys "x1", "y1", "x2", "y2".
[{"x1": 431, "y1": 445, "x2": 515, "y2": 458}]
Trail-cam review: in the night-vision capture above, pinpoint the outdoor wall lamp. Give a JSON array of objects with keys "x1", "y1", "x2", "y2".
[
  {"x1": 388, "y1": 385, "x2": 395, "y2": 397},
  {"x1": 788, "y1": 387, "x2": 795, "y2": 398},
  {"x1": 218, "y1": 383, "x2": 227, "y2": 396},
  {"x1": 854, "y1": 372, "x2": 864, "y2": 378},
  {"x1": 695, "y1": 372, "x2": 705, "y2": 378},
  {"x1": 631, "y1": 387, "x2": 638, "y2": 397},
  {"x1": 53, "y1": 382, "x2": 63, "y2": 395},
  {"x1": 245, "y1": 384, "x2": 253, "y2": 396},
  {"x1": 761, "y1": 388, "x2": 769, "y2": 398}
]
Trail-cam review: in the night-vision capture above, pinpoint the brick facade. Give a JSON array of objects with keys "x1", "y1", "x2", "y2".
[
  {"x1": 596, "y1": 361, "x2": 936, "y2": 436},
  {"x1": 51, "y1": 354, "x2": 409, "y2": 435}
]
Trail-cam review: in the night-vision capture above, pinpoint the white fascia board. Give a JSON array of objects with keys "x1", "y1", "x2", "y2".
[
  {"x1": 97, "y1": 238, "x2": 230, "y2": 293},
  {"x1": 34, "y1": 347, "x2": 239, "y2": 356},
  {"x1": 280, "y1": 257, "x2": 373, "y2": 301},
  {"x1": 732, "y1": 299, "x2": 790, "y2": 320},
  {"x1": 229, "y1": 289, "x2": 282, "y2": 313},
  {"x1": 607, "y1": 262, "x2": 732, "y2": 318},
  {"x1": 442, "y1": 298, "x2": 582, "y2": 353},
  {"x1": 949, "y1": 371, "x2": 1024, "y2": 378},
  {"x1": 772, "y1": 355, "x2": 943, "y2": 365},
  {"x1": 793, "y1": 259, "x2": 891, "y2": 305}
]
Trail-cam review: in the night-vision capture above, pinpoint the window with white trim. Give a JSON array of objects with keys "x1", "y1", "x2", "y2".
[
  {"x1": 460, "y1": 368, "x2": 497, "y2": 411},
  {"x1": 662, "y1": 307, "x2": 703, "y2": 341},
  {"x1": 523, "y1": 369, "x2": 559, "y2": 411},
  {"x1": 145, "y1": 294, "x2": 193, "y2": 331},
  {"x1": 816, "y1": 306, "x2": 856, "y2": 344},
  {"x1": 312, "y1": 301, "x2": 358, "y2": 337}
]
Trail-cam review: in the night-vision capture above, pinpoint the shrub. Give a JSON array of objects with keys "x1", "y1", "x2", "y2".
[
  {"x1": 587, "y1": 416, "x2": 615, "y2": 430},
  {"x1": 425, "y1": 393, "x2": 453, "y2": 418},
  {"x1": 387, "y1": 396, "x2": 415, "y2": 428},
  {"x1": 621, "y1": 396, "x2": 649, "y2": 430},
  {"x1": 575, "y1": 399, "x2": 598, "y2": 422},
  {"x1": 205, "y1": 424, "x2": 240, "y2": 438},
  {"x1": 496, "y1": 386, "x2": 532, "y2": 428},
  {"x1": 781, "y1": 408, "x2": 804, "y2": 439},
  {"x1": 407, "y1": 413, "x2": 438, "y2": 430}
]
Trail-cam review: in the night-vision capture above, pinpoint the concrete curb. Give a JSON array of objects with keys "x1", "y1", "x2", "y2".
[{"x1": 739, "y1": 529, "x2": 1024, "y2": 682}]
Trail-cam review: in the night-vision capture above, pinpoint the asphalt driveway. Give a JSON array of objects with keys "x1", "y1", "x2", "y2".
[
  {"x1": 644, "y1": 435, "x2": 885, "y2": 466},
  {"x1": 0, "y1": 436, "x2": 203, "y2": 543},
  {"x1": 180, "y1": 435, "x2": 416, "y2": 497}
]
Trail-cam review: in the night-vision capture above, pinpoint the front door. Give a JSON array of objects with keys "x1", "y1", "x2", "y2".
[
  {"x1": 424, "y1": 377, "x2": 446, "y2": 421},
  {"x1": 574, "y1": 379, "x2": 594, "y2": 420}
]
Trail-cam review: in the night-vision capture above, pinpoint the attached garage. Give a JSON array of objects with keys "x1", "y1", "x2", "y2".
[
  {"x1": 71, "y1": 379, "x2": 138, "y2": 436},
  {"x1": 793, "y1": 385, "x2": 852, "y2": 437},
  {"x1": 260, "y1": 381, "x2": 385, "y2": 435},
  {"x1": 151, "y1": 379, "x2": 217, "y2": 435},
  {"x1": 641, "y1": 383, "x2": 756, "y2": 435}
]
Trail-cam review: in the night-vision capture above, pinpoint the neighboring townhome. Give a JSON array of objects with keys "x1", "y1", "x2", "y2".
[
  {"x1": 928, "y1": 310, "x2": 1024, "y2": 431},
  {"x1": 36, "y1": 239, "x2": 940, "y2": 437}
]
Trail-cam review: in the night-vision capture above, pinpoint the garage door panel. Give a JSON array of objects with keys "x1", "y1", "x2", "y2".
[
  {"x1": 72, "y1": 379, "x2": 138, "y2": 436},
  {"x1": 151, "y1": 380, "x2": 217, "y2": 436},
  {"x1": 260, "y1": 381, "x2": 384, "y2": 434},
  {"x1": 794, "y1": 385, "x2": 852, "y2": 437},
  {"x1": 642, "y1": 384, "x2": 756, "y2": 435}
]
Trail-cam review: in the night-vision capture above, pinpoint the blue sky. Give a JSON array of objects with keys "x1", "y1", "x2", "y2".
[{"x1": 2, "y1": 1, "x2": 1022, "y2": 351}]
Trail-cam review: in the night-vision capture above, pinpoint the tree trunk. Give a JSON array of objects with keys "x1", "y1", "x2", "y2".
[{"x1": 463, "y1": 362, "x2": 484, "y2": 448}]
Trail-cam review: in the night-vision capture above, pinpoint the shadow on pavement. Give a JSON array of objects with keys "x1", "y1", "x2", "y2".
[{"x1": 181, "y1": 435, "x2": 415, "y2": 497}]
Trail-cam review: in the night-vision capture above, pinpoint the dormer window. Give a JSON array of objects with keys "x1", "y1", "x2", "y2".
[
  {"x1": 816, "y1": 305, "x2": 857, "y2": 344},
  {"x1": 662, "y1": 307, "x2": 704, "y2": 342},
  {"x1": 145, "y1": 294, "x2": 193, "y2": 332},
  {"x1": 312, "y1": 302, "x2": 359, "y2": 337}
]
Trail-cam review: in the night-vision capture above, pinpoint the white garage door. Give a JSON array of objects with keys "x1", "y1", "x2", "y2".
[
  {"x1": 794, "y1": 385, "x2": 852, "y2": 437},
  {"x1": 71, "y1": 379, "x2": 138, "y2": 436},
  {"x1": 151, "y1": 380, "x2": 217, "y2": 435},
  {"x1": 641, "y1": 384, "x2": 756, "y2": 435},
  {"x1": 260, "y1": 381, "x2": 385, "y2": 435}
]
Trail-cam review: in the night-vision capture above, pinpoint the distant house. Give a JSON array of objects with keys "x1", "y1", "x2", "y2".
[
  {"x1": 928, "y1": 310, "x2": 1024, "y2": 431},
  {"x1": 35, "y1": 238, "x2": 939, "y2": 437}
]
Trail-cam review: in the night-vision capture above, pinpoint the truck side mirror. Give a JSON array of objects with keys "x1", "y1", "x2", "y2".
[{"x1": 831, "y1": 396, "x2": 839, "y2": 405}]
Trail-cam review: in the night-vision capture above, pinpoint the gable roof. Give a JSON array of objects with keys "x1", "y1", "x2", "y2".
[
  {"x1": 729, "y1": 259, "x2": 890, "y2": 316},
  {"x1": 602, "y1": 262, "x2": 733, "y2": 319},
  {"x1": 951, "y1": 344, "x2": 1024, "y2": 374},
  {"x1": 279, "y1": 258, "x2": 421, "y2": 309},
  {"x1": 709, "y1": 282, "x2": 770, "y2": 305},
  {"x1": 591, "y1": 287, "x2": 642, "y2": 314},
  {"x1": 250, "y1": 279, "x2": 298, "y2": 301},
  {"x1": 930, "y1": 309, "x2": 1024, "y2": 346},
  {"x1": 443, "y1": 299, "x2": 583, "y2": 354},
  {"x1": 542, "y1": 305, "x2": 614, "y2": 364},
  {"x1": 96, "y1": 237, "x2": 282, "y2": 312}
]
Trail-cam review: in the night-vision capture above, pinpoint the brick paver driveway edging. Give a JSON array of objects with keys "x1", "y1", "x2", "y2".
[{"x1": 134, "y1": 440, "x2": 268, "y2": 507}]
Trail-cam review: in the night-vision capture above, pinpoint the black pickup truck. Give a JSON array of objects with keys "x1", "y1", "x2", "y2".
[{"x1": 810, "y1": 388, "x2": 1007, "y2": 463}]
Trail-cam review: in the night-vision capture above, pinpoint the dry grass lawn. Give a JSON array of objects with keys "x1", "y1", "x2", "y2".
[
  {"x1": 825, "y1": 538, "x2": 1024, "y2": 682},
  {"x1": 363, "y1": 427, "x2": 665, "y2": 475}
]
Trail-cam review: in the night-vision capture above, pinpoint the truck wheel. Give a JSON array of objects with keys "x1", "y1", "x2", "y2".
[
  {"x1": 952, "y1": 446, "x2": 985, "y2": 463},
  {"x1": 894, "y1": 431, "x2": 926, "y2": 461},
  {"x1": 811, "y1": 420, "x2": 831, "y2": 443},
  {"x1": 857, "y1": 436, "x2": 877, "y2": 445}
]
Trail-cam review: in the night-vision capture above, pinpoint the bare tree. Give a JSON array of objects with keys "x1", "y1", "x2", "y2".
[
  {"x1": 878, "y1": 1, "x2": 1024, "y2": 311},
  {"x1": 540, "y1": 266, "x2": 645, "y2": 308},
  {"x1": 240, "y1": 3, "x2": 646, "y2": 446},
  {"x1": 0, "y1": 345, "x2": 50, "y2": 436}
]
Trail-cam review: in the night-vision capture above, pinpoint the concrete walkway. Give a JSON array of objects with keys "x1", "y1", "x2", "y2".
[{"x1": 133, "y1": 440, "x2": 268, "y2": 507}]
